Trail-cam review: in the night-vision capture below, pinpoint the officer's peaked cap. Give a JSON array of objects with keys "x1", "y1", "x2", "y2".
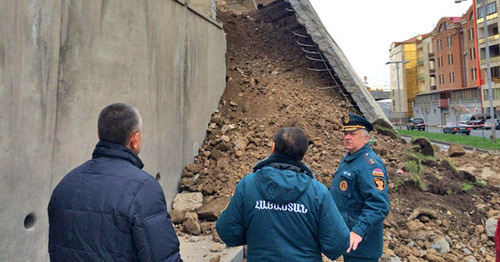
[{"x1": 341, "y1": 113, "x2": 374, "y2": 132}]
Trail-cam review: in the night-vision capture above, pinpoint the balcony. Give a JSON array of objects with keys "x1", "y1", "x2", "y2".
[
  {"x1": 478, "y1": 34, "x2": 500, "y2": 44},
  {"x1": 480, "y1": 55, "x2": 500, "y2": 65},
  {"x1": 417, "y1": 58, "x2": 424, "y2": 65},
  {"x1": 428, "y1": 53, "x2": 435, "y2": 60},
  {"x1": 429, "y1": 69, "x2": 436, "y2": 75},
  {"x1": 439, "y1": 99, "x2": 449, "y2": 108}
]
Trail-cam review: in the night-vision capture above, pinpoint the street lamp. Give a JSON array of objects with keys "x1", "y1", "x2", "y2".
[
  {"x1": 456, "y1": 0, "x2": 496, "y2": 142},
  {"x1": 386, "y1": 60, "x2": 410, "y2": 130}
]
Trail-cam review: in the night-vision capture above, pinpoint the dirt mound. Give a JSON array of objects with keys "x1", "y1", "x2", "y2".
[{"x1": 173, "y1": 1, "x2": 500, "y2": 261}]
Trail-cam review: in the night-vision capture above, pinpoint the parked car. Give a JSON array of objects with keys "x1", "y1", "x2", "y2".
[
  {"x1": 459, "y1": 113, "x2": 491, "y2": 129},
  {"x1": 407, "y1": 118, "x2": 426, "y2": 131},
  {"x1": 443, "y1": 122, "x2": 471, "y2": 135},
  {"x1": 482, "y1": 118, "x2": 500, "y2": 130}
]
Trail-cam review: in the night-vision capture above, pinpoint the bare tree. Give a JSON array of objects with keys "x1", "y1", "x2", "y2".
[
  {"x1": 449, "y1": 104, "x2": 468, "y2": 123},
  {"x1": 421, "y1": 106, "x2": 431, "y2": 127}
]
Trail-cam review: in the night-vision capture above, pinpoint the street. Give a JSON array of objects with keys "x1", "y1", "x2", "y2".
[{"x1": 399, "y1": 126, "x2": 500, "y2": 138}]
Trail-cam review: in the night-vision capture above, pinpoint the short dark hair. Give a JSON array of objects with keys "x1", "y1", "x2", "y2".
[
  {"x1": 98, "y1": 103, "x2": 142, "y2": 145},
  {"x1": 273, "y1": 127, "x2": 309, "y2": 160}
]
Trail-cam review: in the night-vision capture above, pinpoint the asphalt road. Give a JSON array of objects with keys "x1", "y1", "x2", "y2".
[{"x1": 399, "y1": 126, "x2": 500, "y2": 138}]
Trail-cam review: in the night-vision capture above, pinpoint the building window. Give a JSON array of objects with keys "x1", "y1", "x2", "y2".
[
  {"x1": 469, "y1": 28, "x2": 474, "y2": 40},
  {"x1": 447, "y1": 36, "x2": 452, "y2": 47},
  {"x1": 448, "y1": 54, "x2": 454, "y2": 65},
  {"x1": 470, "y1": 12, "x2": 474, "y2": 21},
  {"x1": 470, "y1": 47, "x2": 476, "y2": 60},
  {"x1": 487, "y1": 2, "x2": 497, "y2": 15},
  {"x1": 472, "y1": 68, "x2": 477, "y2": 80},
  {"x1": 439, "y1": 74, "x2": 445, "y2": 85},
  {"x1": 478, "y1": 7, "x2": 484, "y2": 18},
  {"x1": 439, "y1": 23, "x2": 446, "y2": 32},
  {"x1": 449, "y1": 72, "x2": 455, "y2": 83},
  {"x1": 438, "y1": 57, "x2": 443, "y2": 67},
  {"x1": 437, "y1": 40, "x2": 442, "y2": 50}
]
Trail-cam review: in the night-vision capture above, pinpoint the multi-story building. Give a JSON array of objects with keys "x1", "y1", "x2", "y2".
[
  {"x1": 476, "y1": 0, "x2": 500, "y2": 117},
  {"x1": 388, "y1": 37, "x2": 419, "y2": 123},
  {"x1": 392, "y1": 4, "x2": 484, "y2": 126}
]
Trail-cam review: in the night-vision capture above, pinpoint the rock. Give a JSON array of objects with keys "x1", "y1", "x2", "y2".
[
  {"x1": 169, "y1": 209, "x2": 185, "y2": 224},
  {"x1": 212, "y1": 228, "x2": 222, "y2": 242},
  {"x1": 463, "y1": 255, "x2": 477, "y2": 262},
  {"x1": 448, "y1": 144, "x2": 466, "y2": 157},
  {"x1": 182, "y1": 212, "x2": 201, "y2": 235},
  {"x1": 394, "y1": 246, "x2": 412, "y2": 257},
  {"x1": 172, "y1": 192, "x2": 203, "y2": 212},
  {"x1": 485, "y1": 217, "x2": 498, "y2": 237},
  {"x1": 407, "y1": 207, "x2": 439, "y2": 221},
  {"x1": 220, "y1": 135, "x2": 231, "y2": 143},
  {"x1": 185, "y1": 163, "x2": 202, "y2": 174},
  {"x1": 209, "y1": 255, "x2": 221, "y2": 262},
  {"x1": 407, "y1": 220, "x2": 425, "y2": 231},
  {"x1": 431, "y1": 236, "x2": 451, "y2": 254},
  {"x1": 234, "y1": 137, "x2": 248, "y2": 151},
  {"x1": 412, "y1": 138, "x2": 434, "y2": 156},
  {"x1": 197, "y1": 197, "x2": 229, "y2": 221},
  {"x1": 486, "y1": 209, "x2": 500, "y2": 219},
  {"x1": 221, "y1": 124, "x2": 235, "y2": 134},
  {"x1": 210, "y1": 244, "x2": 224, "y2": 252},
  {"x1": 200, "y1": 222, "x2": 213, "y2": 234},
  {"x1": 474, "y1": 225, "x2": 485, "y2": 234},
  {"x1": 425, "y1": 252, "x2": 445, "y2": 262}
]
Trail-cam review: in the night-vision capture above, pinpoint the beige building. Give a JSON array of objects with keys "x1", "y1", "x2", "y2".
[{"x1": 476, "y1": 0, "x2": 500, "y2": 116}]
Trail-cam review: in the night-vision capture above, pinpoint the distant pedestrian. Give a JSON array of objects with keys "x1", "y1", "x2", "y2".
[
  {"x1": 48, "y1": 103, "x2": 182, "y2": 262},
  {"x1": 330, "y1": 114, "x2": 390, "y2": 261},
  {"x1": 216, "y1": 127, "x2": 350, "y2": 261}
]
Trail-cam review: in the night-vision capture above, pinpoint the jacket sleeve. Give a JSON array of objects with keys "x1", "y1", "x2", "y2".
[
  {"x1": 317, "y1": 186, "x2": 350, "y2": 260},
  {"x1": 215, "y1": 179, "x2": 246, "y2": 246},
  {"x1": 351, "y1": 165, "x2": 390, "y2": 239},
  {"x1": 130, "y1": 178, "x2": 182, "y2": 262}
]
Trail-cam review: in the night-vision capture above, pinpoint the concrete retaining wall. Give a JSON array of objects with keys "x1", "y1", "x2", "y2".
[
  {"x1": 288, "y1": 0, "x2": 391, "y2": 126},
  {"x1": 0, "y1": 0, "x2": 225, "y2": 260}
]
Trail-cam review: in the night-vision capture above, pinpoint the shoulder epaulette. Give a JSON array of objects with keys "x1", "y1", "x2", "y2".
[{"x1": 363, "y1": 152, "x2": 376, "y2": 166}]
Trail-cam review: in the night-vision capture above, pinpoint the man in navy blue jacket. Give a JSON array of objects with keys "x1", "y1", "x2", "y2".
[
  {"x1": 48, "y1": 103, "x2": 182, "y2": 262},
  {"x1": 330, "y1": 114, "x2": 390, "y2": 261},
  {"x1": 216, "y1": 127, "x2": 350, "y2": 261}
]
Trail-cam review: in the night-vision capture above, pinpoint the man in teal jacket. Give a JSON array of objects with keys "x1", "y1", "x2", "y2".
[
  {"x1": 330, "y1": 114, "x2": 390, "y2": 261},
  {"x1": 216, "y1": 127, "x2": 350, "y2": 261}
]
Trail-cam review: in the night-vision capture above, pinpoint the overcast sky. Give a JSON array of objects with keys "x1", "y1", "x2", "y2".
[{"x1": 308, "y1": 0, "x2": 472, "y2": 89}]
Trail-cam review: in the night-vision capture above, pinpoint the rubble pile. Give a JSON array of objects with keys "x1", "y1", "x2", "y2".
[{"x1": 172, "y1": 1, "x2": 500, "y2": 261}]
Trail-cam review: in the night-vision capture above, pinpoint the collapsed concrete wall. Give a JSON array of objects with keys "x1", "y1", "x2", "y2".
[
  {"x1": 0, "y1": 0, "x2": 225, "y2": 260},
  {"x1": 287, "y1": 0, "x2": 391, "y2": 125}
]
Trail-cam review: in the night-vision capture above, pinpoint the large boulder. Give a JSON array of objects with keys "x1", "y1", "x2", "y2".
[
  {"x1": 172, "y1": 192, "x2": 203, "y2": 212},
  {"x1": 448, "y1": 143, "x2": 466, "y2": 157},
  {"x1": 430, "y1": 236, "x2": 450, "y2": 254},
  {"x1": 197, "y1": 197, "x2": 229, "y2": 221},
  {"x1": 485, "y1": 217, "x2": 498, "y2": 237}
]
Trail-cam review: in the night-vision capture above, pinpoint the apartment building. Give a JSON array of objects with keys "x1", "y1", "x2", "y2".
[
  {"x1": 476, "y1": 0, "x2": 500, "y2": 117},
  {"x1": 390, "y1": 4, "x2": 484, "y2": 126}
]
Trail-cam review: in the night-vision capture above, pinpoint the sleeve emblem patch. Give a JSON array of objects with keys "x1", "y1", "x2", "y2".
[
  {"x1": 372, "y1": 168, "x2": 385, "y2": 177},
  {"x1": 374, "y1": 177, "x2": 386, "y2": 191},
  {"x1": 340, "y1": 180, "x2": 348, "y2": 191}
]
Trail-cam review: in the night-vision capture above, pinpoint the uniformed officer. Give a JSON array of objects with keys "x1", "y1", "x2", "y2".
[{"x1": 330, "y1": 114, "x2": 390, "y2": 262}]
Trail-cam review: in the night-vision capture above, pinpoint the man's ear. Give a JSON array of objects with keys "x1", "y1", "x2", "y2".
[
  {"x1": 128, "y1": 132, "x2": 140, "y2": 151},
  {"x1": 271, "y1": 141, "x2": 276, "y2": 153},
  {"x1": 97, "y1": 131, "x2": 100, "y2": 140}
]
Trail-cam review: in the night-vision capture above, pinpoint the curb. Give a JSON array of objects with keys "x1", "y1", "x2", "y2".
[{"x1": 400, "y1": 135, "x2": 499, "y2": 155}]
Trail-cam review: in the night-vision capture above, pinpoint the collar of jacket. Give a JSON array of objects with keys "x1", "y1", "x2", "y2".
[
  {"x1": 92, "y1": 140, "x2": 144, "y2": 169},
  {"x1": 252, "y1": 153, "x2": 314, "y2": 178},
  {"x1": 343, "y1": 142, "x2": 371, "y2": 163}
]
